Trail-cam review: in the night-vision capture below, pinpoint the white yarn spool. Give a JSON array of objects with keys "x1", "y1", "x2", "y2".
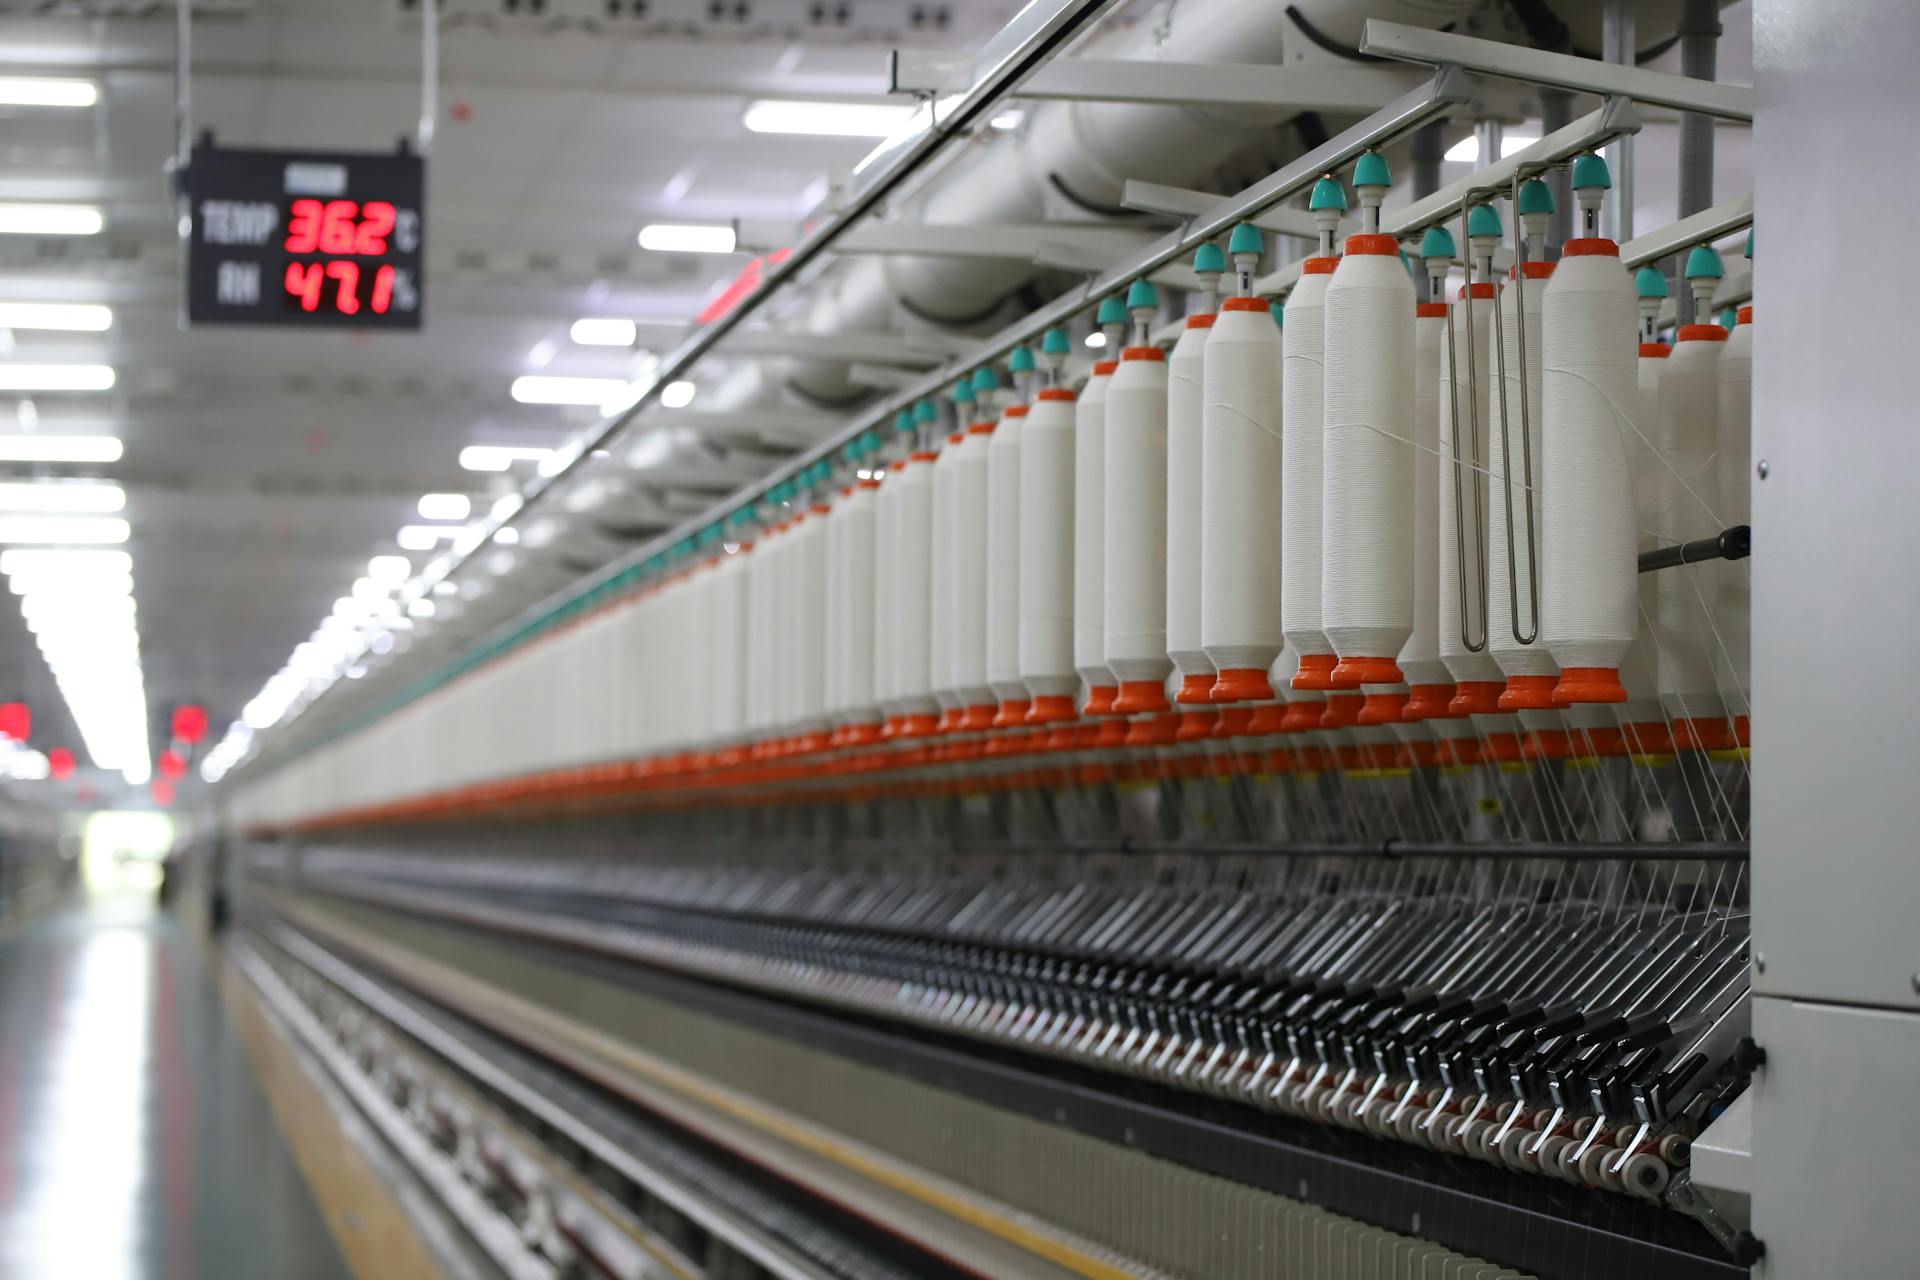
[
  {"x1": 892, "y1": 451, "x2": 940, "y2": 731},
  {"x1": 1400, "y1": 302, "x2": 1452, "y2": 719},
  {"x1": 1282, "y1": 262, "x2": 1336, "y2": 689},
  {"x1": 774, "y1": 516, "x2": 800, "y2": 736},
  {"x1": 1322, "y1": 240, "x2": 1417, "y2": 683},
  {"x1": 1487, "y1": 267, "x2": 1558, "y2": 701},
  {"x1": 929, "y1": 436, "x2": 960, "y2": 717},
  {"x1": 1200, "y1": 299, "x2": 1285, "y2": 699},
  {"x1": 1620, "y1": 343, "x2": 1669, "y2": 728},
  {"x1": 708, "y1": 547, "x2": 748, "y2": 747},
  {"x1": 1718, "y1": 309, "x2": 1752, "y2": 741},
  {"x1": 1540, "y1": 245, "x2": 1638, "y2": 700},
  {"x1": 793, "y1": 503, "x2": 830, "y2": 744},
  {"x1": 1438, "y1": 282, "x2": 1504, "y2": 708},
  {"x1": 1104, "y1": 346, "x2": 1173, "y2": 710},
  {"x1": 1654, "y1": 325, "x2": 1725, "y2": 728},
  {"x1": 840, "y1": 480, "x2": 881, "y2": 733},
  {"x1": 873, "y1": 464, "x2": 899, "y2": 719},
  {"x1": 746, "y1": 529, "x2": 774, "y2": 740},
  {"x1": 953, "y1": 417, "x2": 995, "y2": 722},
  {"x1": 1073, "y1": 363, "x2": 1116, "y2": 704},
  {"x1": 1166, "y1": 313, "x2": 1214, "y2": 701},
  {"x1": 822, "y1": 492, "x2": 848, "y2": 722},
  {"x1": 986, "y1": 404, "x2": 1026, "y2": 712},
  {"x1": 1020, "y1": 388, "x2": 1079, "y2": 716}
]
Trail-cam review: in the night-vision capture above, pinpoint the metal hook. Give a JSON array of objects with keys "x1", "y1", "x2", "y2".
[
  {"x1": 1447, "y1": 195, "x2": 1489, "y2": 654},
  {"x1": 1497, "y1": 170, "x2": 1544, "y2": 647}
]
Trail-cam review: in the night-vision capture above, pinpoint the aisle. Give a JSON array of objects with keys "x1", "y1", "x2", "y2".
[{"x1": 0, "y1": 893, "x2": 354, "y2": 1280}]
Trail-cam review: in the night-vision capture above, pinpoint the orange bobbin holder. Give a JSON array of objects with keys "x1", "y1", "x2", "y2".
[
  {"x1": 992, "y1": 699, "x2": 1030, "y2": 730},
  {"x1": 1553, "y1": 667, "x2": 1627, "y2": 705},
  {"x1": 1291, "y1": 653, "x2": 1340, "y2": 691},
  {"x1": 1027, "y1": 695, "x2": 1077, "y2": 725},
  {"x1": 1499, "y1": 675, "x2": 1560, "y2": 712},
  {"x1": 1082, "y1": 685, "x2": 1118, "y2": 717},
  {"x1": 1112, "y1": 680, "x2": 1171, "y2": 715},
  {"x1": 1449, "y1": 681, "x2": 1506, "y2": 716},
  {"x1": 1094, "y1": 717, "x2": 1130, "y2": 748},
  {"x1": 1246, "y1": 702, "x2": 1289, "y2": 734},
  {"x1": 1357, "y1": 690, "x2": 1408, "y2": 726},
  {"x1": 1177, "y1": 673, "x2": 1215, "y2": 705},
  {"x1": 1176, "y1": 708, "x2": 1218, "y2": 743},
  {"x1": 1215, "y1": 706, "x2": 1257, "y2": 739},
  {"x1": 1125, "y1": 712, "x2": 1180, "y2": 748},
  {"x1": 960, "y1": 703, "x2": 998, "y2": 732},
  {"x1": 1480, "y1": 731, "x2": 1524, "y2": 764},
  {"x1": 1330, "y1": 655, "x2": 1402, "y2": 688},
  {"x1": 1670, "y1": 716, "x2": 1738, "y2": 753},
  {"x1": 1279, "y1": 699, "x2": 1326, "y2": 734},
  {"x1": 1210, "y1": 667, "x2": 1274, "y2": 702},
  {"x1": 1320, "y1": 694, "x2": 1364, "y2": 730},
  {"x1": 1402, "y1": 684, "x2": 1456, "y2": 721},
  {"x1": 1524, "y1": 729, "x2": 1573, "y2": 762}
]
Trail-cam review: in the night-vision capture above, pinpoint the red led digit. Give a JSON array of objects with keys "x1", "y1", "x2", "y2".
[
  {"x1": 285, "y1": 198, "x2": 323, "y2": 253},
  {"x1": 371, "y1": 264, "x2": 395, "y2": 314},
  {"x1": 356, "y1": 202, "x2": 395, "y2": 255},
  {"x1": 318, "y1": 200, "x2": 360, "y2": 254},
  {"x1": 285, "y1": 261, "x2": 324, "y2": 311},
  {"x1": 325, "y1": 260, "x2": 361, "y2": 314}
]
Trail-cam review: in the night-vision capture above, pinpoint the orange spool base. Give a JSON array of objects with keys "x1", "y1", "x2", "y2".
[
  {"x1": 1670, "y1": 716, "x2": 1738, "y2": 753},
  {"x1": 1320, "y1": 694, "x2": 1364, "y2": 730},
  {"x1": 1553, "y1": 667, "x2": 1627, "y2": 704},
  {"x1": 1176, "y1": 709, "x2": 1218, "y2": 742},
  {"x1": 992, "y1": 699, "x2": 1030, "y2": 729},
  {"x1": 1291, "y1": 653, "x2": 1340, "y2": 691},
  {"x1": 1216, "y1": 706, "x2": 1256, "y2": 738},
  {"x1": 1177, "y1": 673, "x2": 1215, "y2": 705},
  {"x1": 1357, "y1": 692, "x2": 1408, "y2": 726},
  {"x1": 1246, "y1": 703, "x2": 1289, "y2": 734},
  {"x1": 1499, "y1": 675, "x2": 1560, "y2": 711},
  {"x1": 1330, "y1": 655, "x2": 1403, "y2": 687},
  {"x1": 1449, "y1": 681, "x2": 1506, "y2": 716},
  {"x1": 1481, "y1": 731, "x2": 1524, "y2": 764},
  {"x1": 1279, "y1": 700, "x2": 1326, "y2": 734},
  {"x1": 1402, "y1": 684, "x2": 1456, "y2": 721},
  {"x1": 1112, "y1": 680, "x2": 1171, "y2": 715},
  {"x1": 1027, "y1": 695, "x2": 1077, "y2": 725},
  {"x1": 1082, "y1": 685, "x2": 1118, "y2": 717},
  {"x1": 1210, "y1": 667, "x2": 1274, "y2": 702}
]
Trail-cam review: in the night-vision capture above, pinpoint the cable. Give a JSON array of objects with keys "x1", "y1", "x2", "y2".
[{"x1": 1283, "y1": 5, "x2": 1391, "y2": 63}]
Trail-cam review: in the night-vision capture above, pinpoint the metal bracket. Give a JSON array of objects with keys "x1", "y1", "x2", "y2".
[
  {"x1": 1620, "y1": 192, "x2": 1754, "y2": 270},
  {"x1": 893, "y1": 51, "x2": 1426, "y2": 112}
]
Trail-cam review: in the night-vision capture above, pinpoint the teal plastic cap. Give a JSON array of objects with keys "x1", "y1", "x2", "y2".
[
  {"x1": 1570, "y1": 153, "x2": 1612, "y2": 191},
  {"x1": 1009, "y1": 345, "x2": 1036, "y2": 373},
  {"x1": 1516, "y1": 178, "x2": 1554, "y2": 216},
  {"x1": 1126, "y1": 278, "x2": 1159, "y2": 310},
  {"x1": 1685, "y1": 244, "x2": 1724, "y2": 281},
  {"x1": 971, "y1": 367, "x2": 998, "y2": 394},
  {"x1": 1420, "y1": 225, "x2": 1456, "y2": 260},
  {"x1": 1634, "y1": 267, "x2": 1669, "y2": 299},
  {"x1": 1466, "y1": 203, "x2": 1502, "y2": 239},
  {"x1": 1744, "y1": 228, "x2": 1753, "y2": 260},
  {"x1": 1309, "y1": 176, "x2": 1348, "y2": 211},
  {"x1": 1041, "y1": 327, "x2": 1070, "y2": 356},
  {"x1": 893, "y1": 408, "x2": 913, "y2": 433},
  {"x1": 841, "y1": 440, "x2": 860, "y2": 462},
  {"x1": 1269, "y1": 300, "x2": 1284, "y2": 329},
  {"x1": 1228, "y1": 223, "x2": 1264, "y2": 257},
  {"x1": 1352, "y1": 151, "x2": 1391, "y2": 189},
  {"x1": 1719, "y1": 307, "x2": 1737, "y2": 331},
  {"x1": 951, "y1": 378, "x2": 974, "y2": 405},
  {"x1": 1192, "y1": 242, "x2": 1227, "y2": 275},
  {"x1": 1096, "y1": 294, "x2": 1127, "y2": 326},
  {"x1": 913, "y1": 400, "x2": 937, "y2": 425}
]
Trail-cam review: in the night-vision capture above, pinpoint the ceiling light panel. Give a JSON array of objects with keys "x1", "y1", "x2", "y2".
[
  {"x1": 0, "y1": 364, "x2": 116, "y2": 392},
  {"x1": 569, "y1": 318, "x2": 639, "y2": 346},
  {"x1": 0, "y1": 77, "x2": 99, "y2": 108},
  {"x1": 637, "y1": 224, "x2": 737, "y2": 254},
  {"x1": 0, "y1": 303, "x2": 113, "y2": 332},
  {"x1": 0, "y1": 435, "x2": 122, "y2": 463},
  {"x1": 0, "y1": 482, "x2": 125, "y2": 513},
  {"x1": 742, "y1": 100, "x2": 917, "y2": 138},
  {"x1": 0, "y1": 205, "x2": 105, "y2": 236}
]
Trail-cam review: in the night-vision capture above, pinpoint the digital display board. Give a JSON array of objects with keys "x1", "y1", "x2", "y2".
[{"x1": 185, "y1": 144, "x2": 425, "y2": 329}]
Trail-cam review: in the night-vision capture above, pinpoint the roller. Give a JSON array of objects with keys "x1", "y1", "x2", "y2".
[
  {"x1": 1718, "y1": 229, "x2": 1753, "y2": 748},
  {"x1": 891, "y1": 401, "x2": 941, "y2": 739},
  {"x1": 1541, "y1": 155, "x2": 1637, "y2": 706},
  {"x1": 1489, "y1": 180, "x2": 1564, "y2": 760},
  {"x1": 1618, "y1": 268, "x2": 1672, "y2": 755},
  {"x1": 1104, "y1": 279, "x2": 1174, "y2": 725},
  {"x1": 1322, "y1": 152, "x2": 1417, "y2": 728},
  {"x1": 1284, "y1": 176, "x2": 1347, "y2": 696},
  {"x1": 1201, "y1": 223, "x2": 1285, "y2": 705},
  {"x1": 1401, "y1": 227, "x2": 1456, "y2": 725},
  {"x1": 1020, "y1": 329, "x2": 1080, "y2": 727},
  {"x1": 929, "y1": 383, "x2": 968, "y2": 734},
  {"x1": 1440, "y1": 203, "x2": 1507, "y2": 723},
  {"x1": 1168, "y1": 244, "x2": 1225, "y2": 720},
  {"x1": 987, "y1": 348, "x2": 1035, "y2": 735},
  {"x1": 1656, "y1": 244, "x2": 1731, "y2": 751},
  {"x1": 1076, "y1": 296, "x2": 1126, "y2": 722}
]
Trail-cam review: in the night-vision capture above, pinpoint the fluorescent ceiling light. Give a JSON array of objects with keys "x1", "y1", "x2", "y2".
[
  {"x1": 0, "y1": 77, "x2": 99, "y2": 108},
  {"x1": 1, "y1": 548, "x2": 129, "y2": 575},
  {"x1": 408, "y1": 597, "x2": 435, "y2": 618},
  {"x1": 416, "y1": 492, "x2": 471, "y2": 521},
  {"x1": 510, "y1": 374, "x2": 631, "y2": 406},
  {"x1": 1085, "y1": 332, "x2": 1107, "y2": 349},
  {"x1": 494, "y1": 526, "x2": 520, "y2": 546},
  {"x1": 458, "y1": 444, "x2": 551, "y2": 472},
  {"x1": 367, "y1": 554, "x2": 411, "y2": 584},
  {"x1": 1444, "y1": 134, "x2": 1541, "y2": 164},
  {"x1": 0, "y1": 302, "x2": 113, "y2": 332},
  {"x1": 659, "y1": 380, "x2": 696, "y2": 410},
  {"x1": 0, "y1": 515, "x2": 128, "y2": 544},
  {"x1": 0, "y1": 204, "x2": 104, "y2": 236},
  {"x1": 743, "y1": 99, "x2": 917, "y2": 138},
  {"x1": 990, "y1": 110, "x2": 1025, "y2": 131},
  {"x1": 0, "y1": 433, "x2": 120, "y2": 463},
  {"x1": 569, "y1": 317, "x2": 639, "y2": 346},
  {"x1": 0, "y1": 364, "x2": 116, "y2": 392},
  {"x1": 637, "y1": 223, "x2": 737, "y2": 254},
  {"x1": 0, "y1": 481, "x2": 124, "y2": 513},
  {"x1": 398, "y1": 525, "x2": 458, "y2": 552}
]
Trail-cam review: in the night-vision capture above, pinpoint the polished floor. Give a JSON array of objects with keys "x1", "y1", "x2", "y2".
[{"x1": 0, "y1": 892, "x2": 352, "y2": 1280}]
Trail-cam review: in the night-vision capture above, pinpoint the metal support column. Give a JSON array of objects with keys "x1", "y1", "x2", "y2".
[
  {"x1": 1675, "y1": 0, "x2": 1720, "y2": 321},
  {"x1": 1601, "y1": 0, "x2": 1636, "y2": 243}
]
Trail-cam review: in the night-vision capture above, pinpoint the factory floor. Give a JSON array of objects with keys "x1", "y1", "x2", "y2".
[{"x1": 0, "y1": 891, "x2": 359, "y2": 1280}]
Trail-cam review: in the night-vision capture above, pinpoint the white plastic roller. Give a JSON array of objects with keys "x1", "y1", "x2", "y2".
[
  {"x1": 1104, "y1": 280, "x2": 1174, "y2": 721},
  {"x1": 1655, "y1": 245, "x2": 1732, "y2": 751},
  {"x1": 1167, "y1": 249, "x2": 1223, "y2": 709},
  {"x1": 1322, "y1": 154, "x2": 1417, "y2": 712},
  {"x1": 1541, "y1": 156, "x2": 1638, "y2": 706},
  {"x1": 1284, "y1": 176, "x2": 1345, "y2": 700},
  {"x1": 987, "y1": 351, "x2": 1032, "y2": 729},
  {"x1": 1020, "y1": 330, "x2": 1080, "y2": 727},
  {"x1": 1075, "y1": 298, "x2": 1126, "y2": 719}
]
